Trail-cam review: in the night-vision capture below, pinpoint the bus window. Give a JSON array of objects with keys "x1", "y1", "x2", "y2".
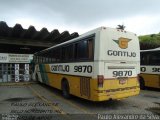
[
  {"x1": 76, "y1": 40, "x2": 88, "y2": 59},
  {"x1": 75, "y1": 39, "x2": 93, "y2": 60},
  {"x1": 36, "y1": 56, "x2": 39, "y2": 63},
  {"x1": 54, "y1": 48, "x2": 61, "y2": 62},
  {"x1": 42, "y1": 57, "x2": 44, "y2": 63},
  {"x1": 47, "y1": 51, "x2": 53, "y2": 63},
  {"x1": 140, "y1": 52, "x2": 149, "y2": 65},
  {"x1": 88, "y1": 39, "x2": 93, "y2": 59},
  {"x1": 39, "y1": 56, "x2": 42, "y2": 63},
  {"x1": 149, "y1": 51, "x2": 160, "y2": 65},
  {"x1": 62, "y1": 44, "x2": 74, "y2": 61}
]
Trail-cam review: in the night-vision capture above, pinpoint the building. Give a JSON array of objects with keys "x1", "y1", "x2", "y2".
[
  {"x1": 0, "y1": 53, "x2": 33, "y2": 82},
  {"x1": 0, "y1": 21, "x2": 79, "y2": 82}
]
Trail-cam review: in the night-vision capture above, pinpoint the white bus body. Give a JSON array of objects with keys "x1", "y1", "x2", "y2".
[{"x1": 33, "y1": 27, "x2": 140, "y2": 101}]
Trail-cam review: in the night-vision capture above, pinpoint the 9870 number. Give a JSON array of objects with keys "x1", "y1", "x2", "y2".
[
  {"x1": 113, "y1": 70, "x2": 132, "y2": 77},
  {"x1": 74, "y1": 65, "x2": 92, "y2": 73}
]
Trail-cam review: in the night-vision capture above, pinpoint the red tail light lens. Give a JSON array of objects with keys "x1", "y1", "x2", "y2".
[{"x1": 97, "y1": 75, "x2": 104, "y2": 87}]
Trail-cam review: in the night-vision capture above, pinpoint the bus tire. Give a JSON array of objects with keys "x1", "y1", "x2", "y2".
[
  {"x1": 36, "y1": 74, "x2": 38, "y2": 81},
  {"x1": 139, "y1": 77, "x2": 145, "y2": 90},
  {"x1": 36, "y1": 74, "x2": 40, "y2": 82},
  {"x1": 61, "y1": 79, "x2": 70, "y2": 99}
]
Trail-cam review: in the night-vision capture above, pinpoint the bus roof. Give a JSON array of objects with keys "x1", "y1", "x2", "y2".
[
  {"x1": 140, "y1": 47, "x2": 160, "y2": 52},
  {"x1": 34, "y1": 26, "x2": 136, "y2": 55},
  {"x1": 34, "y1": 26, "x2": 104, "y2": 55}
]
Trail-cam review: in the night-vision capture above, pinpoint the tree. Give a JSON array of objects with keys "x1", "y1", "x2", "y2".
[{"x1": 139, "y1": 33, "x2": 160, "y2": 50}]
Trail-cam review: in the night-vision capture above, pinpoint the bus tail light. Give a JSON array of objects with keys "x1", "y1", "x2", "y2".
[{"x1": 97, "y1": 75, "x2": 104, "y2": 87}]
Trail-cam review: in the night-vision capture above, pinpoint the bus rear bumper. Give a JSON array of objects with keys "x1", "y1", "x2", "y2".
[{"x1": 92, "y1": 86, "x2": 140, "y2": 101}]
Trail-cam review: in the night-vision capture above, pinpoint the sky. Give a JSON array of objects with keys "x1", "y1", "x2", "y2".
[{"x1": 0, "y1": 0, "x2": 160, "y2": 35}]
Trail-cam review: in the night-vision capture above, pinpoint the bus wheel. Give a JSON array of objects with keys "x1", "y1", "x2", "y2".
[
  {"x1": 61, "y1": 79, "x2": 70, "y2": 99},
  {"x1": 36, "y1": 74, "x2": 40, "y2": 83},
  {"x1": 36, "y1": 74, "x2": 39, "y2": 81},
  {"x1": 139, "y1": 77, "x2": 145, "y2": 90}
]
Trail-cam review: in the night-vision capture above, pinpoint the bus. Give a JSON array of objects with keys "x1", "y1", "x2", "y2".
[
  {"x1": 32, "y1": 26, "x2": 140, "y2": 101},
  {"x1": 139, "y1": 48, "x2": 160, "y2": 89}
]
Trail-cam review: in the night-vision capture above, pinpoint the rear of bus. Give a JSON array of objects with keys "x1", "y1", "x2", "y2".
[{"x1": 91, "y1": 27, "x2": 140, "y2": 101}]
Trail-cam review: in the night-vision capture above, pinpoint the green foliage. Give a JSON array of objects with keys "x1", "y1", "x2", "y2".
[{"x1": 139, "y1": 33, "x2": 160, "y2": 49}]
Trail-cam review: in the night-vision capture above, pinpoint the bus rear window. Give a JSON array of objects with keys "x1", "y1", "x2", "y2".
[{"x1": 141, "y1": 51, "x2": 160, "y2": 65}]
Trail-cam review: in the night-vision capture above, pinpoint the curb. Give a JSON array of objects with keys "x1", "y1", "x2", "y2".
[{"x1": 0, "y1": 81, "x2": 38, "y2": 86}]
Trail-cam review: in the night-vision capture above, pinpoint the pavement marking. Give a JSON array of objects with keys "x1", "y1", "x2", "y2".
[
  {"x1": 33, "y1": 84, "x2": 98, "y2": 119},
  {"x1": 48, "y1": 88, "x2": 91, "y2": 114},
  {"x1": 28, "y1": 85, "x2": 67, "y2": 115},
  {"x1": 51, "y1": 92, "x2": 100, "y2": 119},
  {"x1": 48, "y1": 92, "x2": 99, "y2": 119},
  {"x1": 33, "y1": 84, "x2": 91, "y2": 114},
  {"x1": 0, "y1": 82, "x2": 37, "y2": 86}
]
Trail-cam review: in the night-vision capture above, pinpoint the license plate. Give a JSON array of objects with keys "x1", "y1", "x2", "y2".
[{"x1": 119, "y1": 79, "x2": 127, "y2": 84}]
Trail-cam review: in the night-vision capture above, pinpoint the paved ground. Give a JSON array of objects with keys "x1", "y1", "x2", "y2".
[{"x1": 0, "y1": 83, "x2": 160, "y2": 120}]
